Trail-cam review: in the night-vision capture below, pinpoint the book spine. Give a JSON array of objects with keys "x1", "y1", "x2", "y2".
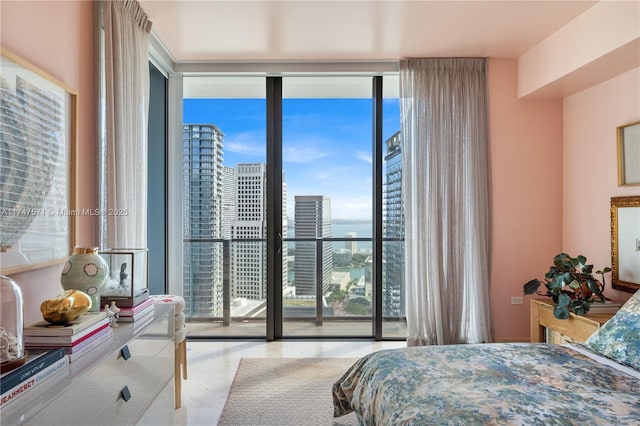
[
  {"x1": 113, "y1": 298, "x2": 154, "y2": 316},
  {"x1": 0, "y1": 349, "x2": 65, "y2": 393},
  {"x1": 67, "y1": 328, "x2": 113, "y2": 362},
  {"x1": 24, "y1": 313, "x2": 108, "y2": 336},
  {"x1": 24, "y1": 320, "x2": 110, "y2": 345},
  {"x1": 117, "y1": 307, "x2": 154, "y2": 322},
  {"x1": 0, "y1": 356, "x2": 68, "y2": 407}
]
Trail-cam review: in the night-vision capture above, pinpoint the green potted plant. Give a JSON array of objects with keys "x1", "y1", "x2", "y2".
[{"x1": 523, "y1": 253, "x2": 611, "y2": 319}]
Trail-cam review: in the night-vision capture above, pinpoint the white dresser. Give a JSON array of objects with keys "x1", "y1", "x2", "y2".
[{"x1": 1, "y1": 304, "x2": 175, "y2": 426}]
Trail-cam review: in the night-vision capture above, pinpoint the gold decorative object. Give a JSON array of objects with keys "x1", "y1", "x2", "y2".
[{"x1": 40, "y1": 289, "x2": 92, "y2": 324}]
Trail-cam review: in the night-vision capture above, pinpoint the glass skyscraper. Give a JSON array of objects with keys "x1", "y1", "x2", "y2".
[
  {"x1": 182, "y1": 124, "x2": 224, "y2": 317},
  {"x1": 293, "y1": 195, "x2": 333, "y2": 296},
  {"x1": 383, "y1": 131, "x2": 405, "y2": 317}
]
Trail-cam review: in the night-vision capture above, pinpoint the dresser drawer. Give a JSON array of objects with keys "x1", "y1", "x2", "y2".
[
  {"x1": 22, "y1": 306, "x2": 174, "y2": 426},
  {"x1": 25, "y1": 338, "x2": 172, "y2": 426},
  {"x1": 93, "y1": 339, "x2": 174, "y2": 423}
]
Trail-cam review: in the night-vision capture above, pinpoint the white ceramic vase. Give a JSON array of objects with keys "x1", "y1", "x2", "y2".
[{"x1": 60, "y1": 247, "x2": 109, "y2": 312}]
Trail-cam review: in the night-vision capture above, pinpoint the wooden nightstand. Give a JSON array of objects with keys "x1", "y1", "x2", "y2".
[{"x1": 530, "y1": 299, "x2": 616, "y2": 344}]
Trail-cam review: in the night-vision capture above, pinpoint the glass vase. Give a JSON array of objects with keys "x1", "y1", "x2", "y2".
[{"x1": 0, "y1": 275, "x2": 26, "y2": 373}]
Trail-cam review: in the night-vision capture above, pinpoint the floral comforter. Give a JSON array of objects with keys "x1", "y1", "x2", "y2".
[{"x1": 332, "y1": 343, "x2": 640, "y2": 425}]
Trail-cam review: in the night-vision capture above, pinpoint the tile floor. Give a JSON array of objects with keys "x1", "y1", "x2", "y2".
[{"x1": 173, "y1": 339, "x2": 406, "y2": 425}]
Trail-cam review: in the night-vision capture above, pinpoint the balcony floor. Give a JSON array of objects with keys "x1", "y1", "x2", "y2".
[{"x1": 186, "y1": 319, "x2": 407, "y2": 339}]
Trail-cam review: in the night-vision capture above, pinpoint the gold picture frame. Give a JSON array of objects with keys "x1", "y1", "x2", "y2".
[
  {"x1": 617, "y1": 120, "x2": 640, "y2": 186},
  {"x1": 611, "y1": 196, "x2": 640, "y2": 293},
  {"x1": 0, "y1": 49, "x2": 77, "y2": 274}
]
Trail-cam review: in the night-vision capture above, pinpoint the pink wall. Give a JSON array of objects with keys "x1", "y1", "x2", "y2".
[
  {"x1": 2, "y1": 0, "x2": 97, "y2": 325},
  {"x1": 1, "y1": 2, "x2": 633, "y2": 339},
  {"x1": 563, "y1": 67, "x2": 640, "y2": 305},
  {"x1": 488, "y1": 59, "x2": 564, "y2": 341}
]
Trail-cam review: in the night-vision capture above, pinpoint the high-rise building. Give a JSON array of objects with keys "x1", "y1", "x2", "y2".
[
  {"x1": 220, "y1": 165, "x2": 236, "y2": 240},
  {"x1": 281, "y1": 180, "x2": 288, "y2": 288},
  {"x1": 230, "y1": 164, "x2": 288, "y2": 302},
  {"x1": 344, "y1": 231, "x2": 357, "y2": 254},
  {"x1": 383, "y1": 131, "x2": 405, "y2": 317},
  {"x1": 231, "y1": 163, "x2": 267, "y2": 300},
  {"x1": 182, "y1": 124, "x2": 225, "y2": 317},
  {"x1": 294, "y1": 196, "x2": 333, "y2": 296}
]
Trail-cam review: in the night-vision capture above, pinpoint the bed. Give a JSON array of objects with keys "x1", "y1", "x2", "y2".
[{"x1": 332, "y1": 291, "x2": 640, "y2": 425}]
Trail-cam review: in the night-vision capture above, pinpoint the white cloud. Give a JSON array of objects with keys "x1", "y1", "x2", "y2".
[
  {"x1": 283, "y1": 143, "x2": 332, "y2": 163},
  {"x1": 356, "y1": 151, "x2": 372, "y2": 164},
  {"x1": 224, "y1": 132, "x2": 265, "y2": 160}
]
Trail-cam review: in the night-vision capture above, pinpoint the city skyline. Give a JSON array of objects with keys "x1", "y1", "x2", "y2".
[
  {"x1": 184, "y1": 97, "x2": 400, "y2": 220},
  {"x1": 182, "y1": 122, "x2": 405, "y2": 318}
]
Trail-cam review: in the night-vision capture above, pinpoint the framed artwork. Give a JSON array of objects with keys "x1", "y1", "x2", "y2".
[
  {"x1": 0, "y1": 49, "x2": 77, "y2": 274},
  {"x1": 617, "y1": 120, "x2": 640, "y2": 186}
]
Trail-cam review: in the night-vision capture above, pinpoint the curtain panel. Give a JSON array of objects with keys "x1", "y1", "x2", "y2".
[
  {"x1": 400, "y1": 58, "x2": 492, "y2": 346},
  {"x1": 103, "y1": 0, "x2": 152, "y2": 248}
]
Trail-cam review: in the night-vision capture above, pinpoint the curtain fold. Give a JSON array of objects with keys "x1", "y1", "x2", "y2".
[
  {"x1": 103, "y1": 0, "x2": 152, "y2": 248},
  {"x1": 400, "y1": 58, "x2": 492, "y2": 345}
]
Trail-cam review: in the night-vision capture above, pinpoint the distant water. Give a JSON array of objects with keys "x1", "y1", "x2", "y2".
[{"x1": 287, "y1": 222, "x2": 373, "y2": 252}]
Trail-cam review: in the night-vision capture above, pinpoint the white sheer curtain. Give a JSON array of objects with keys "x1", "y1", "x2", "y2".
[
  {"x1": 103, "y1": 0, "x2": 152, "y2": 248},
  {"x1": 400, "y1": 58, "x2": 492, "y2": 346}
]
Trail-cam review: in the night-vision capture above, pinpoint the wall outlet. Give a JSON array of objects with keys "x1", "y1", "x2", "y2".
[{"x1": 511, "y1": 296, "x2": 524, "y2": 305}]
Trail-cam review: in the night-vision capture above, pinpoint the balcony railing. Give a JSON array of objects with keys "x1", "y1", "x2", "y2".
[{"x1": 182, "y1": 235, "x2": 405, "y2": 327}]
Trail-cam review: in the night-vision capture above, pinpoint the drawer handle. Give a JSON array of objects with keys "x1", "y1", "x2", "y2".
[
  {"x1": 120, "y1": 345, "x2": 131, "y2": 360},
  {"x1": 120, "y1": 385, "x2": 132, "y2": 402}
]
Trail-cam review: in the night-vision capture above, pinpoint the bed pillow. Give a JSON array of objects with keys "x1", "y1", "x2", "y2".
[{"x1": 584, "y1": 289, "x2": 640, "y2": 371}]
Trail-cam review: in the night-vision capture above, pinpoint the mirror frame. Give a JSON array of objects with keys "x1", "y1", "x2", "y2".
[{"x1": 611, "y1": 196, "x2": 640, "y2": 292}]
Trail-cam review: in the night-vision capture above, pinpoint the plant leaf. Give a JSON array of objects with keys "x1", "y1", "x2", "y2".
[
  {"x1": 557, "y1": 293, "x2": 571, "y2": 307},
  {"x1": 545, "y1": 267, "x2": 557, "y2": 280},
  {"x1": 548, "y1": 278, "x2": 563, "y2": 292},
  {"x1": 553, "y1": 305, "x2": 570, "y2": 319},
  {"x1": 554, "y1": 272, "x2": 571, "y2": 288},
  {"x1": 586, "y1": 278, "x2": 602, "y2": 294},
  {"x1": 523, "y1": 279, "x2": 541, "y2": 295},
  {"x1": 571, "y1": 299, "x2": 590, "y2": 316}
]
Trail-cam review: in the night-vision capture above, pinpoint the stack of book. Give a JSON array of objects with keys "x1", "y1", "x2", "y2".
[
  {"x1": 24, "y1": 311, "x2": 113, "y2": 363},
  {"x1": 108, "y1": 297, "x2": 154, "y2": 323},
  {"x1": 0, "y1": 348, "x2": 68, "y2": 407}
]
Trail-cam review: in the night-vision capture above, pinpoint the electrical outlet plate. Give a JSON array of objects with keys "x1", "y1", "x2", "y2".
[{"x1": 511, "y1": 296, "x2": 524, "y2": 305}]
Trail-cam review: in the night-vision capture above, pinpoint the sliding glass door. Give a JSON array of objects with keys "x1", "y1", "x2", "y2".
[
  {"x1": 280, "y1": 76, "x2": 374, "y2": 337},
  {"x1": 182, "y1": 76, "x2": 268, "y2": 337},
  {"x1": 179, "y1": 73, "x2": 404, "y2": 339}
]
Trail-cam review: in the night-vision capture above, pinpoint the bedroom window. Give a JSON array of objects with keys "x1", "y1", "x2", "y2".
[{"x1": 180, "y1": 72, "x2": 404, "y2": 340}]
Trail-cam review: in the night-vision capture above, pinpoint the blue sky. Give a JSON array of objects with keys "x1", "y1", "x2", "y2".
[{"x1": 184, "y1": 98, "x2": 400, "y2": 220}]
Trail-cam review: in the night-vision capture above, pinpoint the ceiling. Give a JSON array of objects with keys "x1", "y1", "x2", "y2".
[{"x1": 139, "y1": 0, "x2": 598, "y2": 64}]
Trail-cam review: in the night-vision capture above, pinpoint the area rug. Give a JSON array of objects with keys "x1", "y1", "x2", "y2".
[{"x1": 218, "y1": 357, "x2": 360, "y2": 426}]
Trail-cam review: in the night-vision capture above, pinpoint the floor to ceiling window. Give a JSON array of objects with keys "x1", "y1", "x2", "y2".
[
  {"x1": 182, "y1": 76, "x2": 267, "y2": 337},
  {"x1": 180, "y1": 72, "x2": 404, "y2": 340},
  {"x1": 282, "y1": 76, "x2": 373, "y2": 337}
]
